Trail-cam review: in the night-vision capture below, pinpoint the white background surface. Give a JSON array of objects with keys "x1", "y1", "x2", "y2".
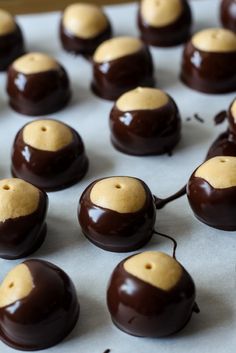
[{"x1": 0, "y1": 0, "x2": 235, "y2": 352}]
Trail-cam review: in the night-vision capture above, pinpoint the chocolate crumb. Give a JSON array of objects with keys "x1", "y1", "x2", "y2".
[
  {"x1": 194, "y1": 113, "x2": 204, "y2": 123},
  {"x1": 214, "y1": 110, "x2": 227, "y2": 125},
  {"x1": 103, "y1": 350, "x2": 111, "y2": 353},
  {"x1": 186, "y1": 117, "x2": 191, "y2": 121}
]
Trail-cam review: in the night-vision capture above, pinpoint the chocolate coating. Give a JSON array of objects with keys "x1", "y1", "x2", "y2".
[
  {"x1": 0, "y1": 259, "x2": 79, "y2": 350},
  {"x1": 207, "y1": 100, "x2": 236, "y2": 159},
  {"x1": 107, "y1": 256, "x2": 197, "y2": 337},
  {"x1": 0, "y1": 190, "x2": 48, "y2": 259},
  {"x1": 91, "y1": 47, "x2": 155, "y2": 101},
  {"x1": 220, "y1": 0, "x2": 236, "y2": 32},
  {"x1": 110, "y1": 96, "x2": 181, "y2": 155},
  {"x1": 7, "y1": 64, "x2": 71, "y2": 116},
  {"x1": 78, "y1": 179, "x2": 156, "y2": 252},
  {"x1": 187, "y1": 175, "x2": 236, "y2": 230},
  {"x1": 60, "y1": 20, "x2": 112, "y2": 58},
  {"x1": 138, "y1": 0, "x2": 192, "y2": 47},
  {"x1": 11, "y1": 124, "x2": 88, "y2": 192},
  {"x1": 0, "y1": 24, "x2": 24, "y2": 71},
  {"x1": 207, "y1": 131, "x2": 236, "y2": 159},
  {"x1": 180, "y1": 41, "x2": 236, "y2": 94}
]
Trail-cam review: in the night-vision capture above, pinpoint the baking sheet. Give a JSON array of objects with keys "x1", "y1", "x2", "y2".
[{"x1": 0, "y1": 0, "x2": 235, "y2": 352}]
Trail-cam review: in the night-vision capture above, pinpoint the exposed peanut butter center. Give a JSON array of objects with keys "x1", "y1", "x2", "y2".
[
  {"x1": 195, "y1": 156, "x2": 236, "y2": 188},
  {"x1": 124, "y1": 251, "x2": 182, "y2": 291},
  {"x1": 63, "y1": 3, "x2": 108, "y2": 39},
  {"x1": 0, "y1": 9, "x2": 16, "y2": 35},
  {"x1": 0, "y1": 178, "x2": 39, "y2": 222},
  {"x1": 23, "y1": 119, "x2": 73, "y2": 152},
  {"x1": 192, "y1": 28, "x2": 236, "y2": 52},
  {"x1": 231, "y1": 99, "x2": 236, "y2": 121},
  {"x1": 116, "y1": 87, "x2": 169, "y2": 111},
  {"x1": 90, "y1": 176, "x2": 147, "y2": 213},
  {"x1": 13, "y1": 52, "x2": 59, "y2": 74},
  {"x1": 0, "y1": 264, "x2": 34, "y2": 308},
  {"x1": 141, "y1": 0, "x2": 182, "y2": 27},
  {"x1": 93, "y1": 36, "x2": 143, "y2": 63}
]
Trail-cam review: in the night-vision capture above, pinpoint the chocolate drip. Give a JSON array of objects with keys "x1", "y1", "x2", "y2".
[
  {"x1": 154, "y1": 185, "x2": 186, "y2": 209},
  {"x1": 153, "y1": 229, "x2": 177, "y2": 259}
]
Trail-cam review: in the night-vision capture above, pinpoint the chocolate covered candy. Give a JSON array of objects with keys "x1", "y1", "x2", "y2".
[
  {"x1": 107, "y1": 251, "x2": 197, "y2": 337},
  {"x1": 180, "y1": 28, "x2": 236, "y2": 93},
  {"x1": 220, "y1": 0, "x2": 236, "y2": 32},
  {"x1": 11, "y1": 119, "x2": 88, "y2": 192},
  {"x1": 78, "y1": 176, "x2": 156, "y2": 252},
  {"x1": 91, "y1": 36, "x2": 155, "y2": 101},
  {"x1": 187, "y1": 156, "x2": 236, "y2": 230},
  {"x1": 0, "y1": 259, "x2": 79, "y2": 350},
  {"x1": 207, "y1": 98, "x2": 236, "y2": 159},
  {"x1": 0, "y1": 9, "x2": 24, "y2": 71},
  {"x1": 7, "y1": 52, "x2": 71, "y2": 116},
  {"x1": 0, "y1": 178, "x2": 48, "y2": 259},
  {"x1": 109, "y1": 87, "x2": 181, "y2": 155},
  {"x1": 60, "y1": 2, "x2": 112, "y2": 57},
  {"x1": 138, "y1": 0, "x2": 192, "y2": 47}
]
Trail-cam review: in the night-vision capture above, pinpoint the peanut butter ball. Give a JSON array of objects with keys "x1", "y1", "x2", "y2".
[
  {"x1": 220, "y1": 0, "x2": 236, "y2": 32},
  {"x1": 0, "y1": 9, "x2": 24, "y2": 71},
  {"x1": 0, "y1": 259, "x2": 79, "y2": 350},
  {"x1": 0, "y1": 178, "x2": 48, "y2": 259},
  {"x1": 180, "y1": 28, "x2": 236, "y2": 93},
  {"x1": 138, "y1": 0, "x2": 192, "y2": 47},
  {"x1": 60, "y1": 2, "x2": 112, "y2": 57},
  {"x1": 7, "y1": 52, "x2": 71, "y2": 116},
  {"x1": 107, "y1": 251, "x2": 198, "y2": 337},
  {"x1": 110, "y1": 87, "x2": 181, "y2": 155},
  {"x1": 207, "y1": 98, "x2": 236, "y2": 159},
  {"x1": 187, "y1": 156, "x2": 236, "y2": 230},
  {"x1": 11, "y1": 119, "x2": 88, "y2": 192},
  {"x1": 78, "y1": 176, "x2": 156, "y2": 252},
  {"x1": 91, "y1": 36, "x2": 155, "y2": 100}
]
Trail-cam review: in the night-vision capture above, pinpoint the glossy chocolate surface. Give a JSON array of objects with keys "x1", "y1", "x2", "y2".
[
  {"x1": 78, "y1": 179, "x2": 156, "y2": 252},
  {"x1": 91, "y1": 47, "x2": 155, "y2": 101},
  {"x1": 138, "y1": 0, "x2": 192, "y2": 47},
  {"x1": 206, "y1": 131, "x2": 236, "y2": 159},
  {"x1": 60, "y1": 20, "x2": 112, "y2": 57},
  {"x1": 0, "y1": 24, "x2": 24, "y2": 71},
  {"x1": 220, "y1": 0, "x2": 236, "y2": 32},
  {"x1": 0, "y1": 190, "x2": 48, "y2": 259},
  {"x1": 207, "y1": 102, "x2": 236, "y2": 159},
  {"x1": 0, "y1": 259, "x2": 79, "y2": 350},
  {"x1": 180, "y1": 42, "x2": 236, "y2": 93},
  {"x1": 107, "y1": 257, "x2": 197, "y2": 337},
  {"x1": 7, "y1": 65, "x2": 71, "y2": 116},
  {"x1": 11, "y1": 126, "x2": 88, "y2": 192},
  {"x1": 187, "y1": 175, "x2": 236, "y2": 230},
  {"x1": 110, "y1": 97, "x2": 181, "y2": 155}
]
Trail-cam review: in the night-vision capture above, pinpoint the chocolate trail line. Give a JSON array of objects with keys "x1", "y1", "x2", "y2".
[
  {"x1": 154, "y1": 185, "x2": 187, "y2": 209},
  {"x1": 153, "y1": 229, "x2": 177, "y2": 260}
]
